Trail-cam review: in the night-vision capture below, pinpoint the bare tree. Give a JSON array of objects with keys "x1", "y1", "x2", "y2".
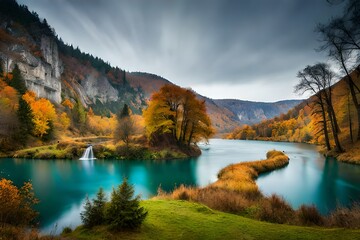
[
  {"x1": 295, "y1": 63, "x2": 343, "y2": 152},
  {"x1": 317, "y1": 0, "x2": 360, "y2": 140},
  {"x1": 116, "y1": 116, "x2": 135, "y2": 147},
  {"x1": 115, "y1": 104, "x2": 135, "y2": 147}
]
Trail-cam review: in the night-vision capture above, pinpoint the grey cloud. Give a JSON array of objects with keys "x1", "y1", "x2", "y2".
[{"x1": 17, "y1": 0, "x2": 344, "y2": 101}]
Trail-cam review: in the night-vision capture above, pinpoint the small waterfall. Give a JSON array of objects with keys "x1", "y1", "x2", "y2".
[{"x1": 79, "y1": 145, "x2": 96, "y2": 160}]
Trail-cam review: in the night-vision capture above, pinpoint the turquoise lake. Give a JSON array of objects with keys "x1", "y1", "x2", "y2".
[{"x1": 0, "y1": 139, "x2": 359, "y2": 233}]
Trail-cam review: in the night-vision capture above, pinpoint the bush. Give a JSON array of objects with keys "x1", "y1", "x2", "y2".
[
  {"x1": 326, "y1": 203, "x2": 360, "y2": 228},
  {"x1": 116, "y1": 145, "x2": 150, "y2": 159},
  {"x1": 61, "y1": 226, "x2": 73, "y2": 234},
  {"x1": 105, "y1": 178, "x2": 148, "y2": 230},
  {"x1": 80, "y1": 188, "x2": 106, "y2": 228},
  {"x1": 258, "y1": 194, "x2": 294, "y2": 224},
  {"x1": 0, "y1": 178, "x2": 39, "y2": 227},
  {"x1": 297, "y1": 204, "x2": 323, "y2": 226}
]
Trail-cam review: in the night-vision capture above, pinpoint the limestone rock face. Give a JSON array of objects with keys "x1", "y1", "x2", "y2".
[
  {"x1": 81, "y1": 72, "x2": 119, "y2": 104},
  {"x1": 7, "y1": 35, "x2": 63, "y2": 104}
]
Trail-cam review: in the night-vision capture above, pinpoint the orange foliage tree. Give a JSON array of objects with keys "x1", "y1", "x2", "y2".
[
  {"x1": 62, "y1": 98, "x2": 74, "y2": 109},
  {"x1": 0, "y1": 178, "x2": 39, "y2": 226},
  {"x1": 23, "y1": 91, "x2": 56, "y2": 138},
  {"x1": 143, "y1": 84, "x2": 214, "y2": 146}
]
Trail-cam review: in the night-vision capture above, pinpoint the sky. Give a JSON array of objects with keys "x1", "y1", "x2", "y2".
[{"x1": 17, "y1": 0, "x2": 345, "y2": 102}]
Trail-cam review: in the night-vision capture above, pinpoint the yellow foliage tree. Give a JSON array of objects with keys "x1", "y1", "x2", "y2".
[
  {"x1": 57, "y1": 112, "x2": 71, "y2": 130},
  {"x1": 23, "y1": 91, "x2": 56, "y2": 138},
  {"x1": 143, "y1": 84, "x2": 214, "y2": 146}
]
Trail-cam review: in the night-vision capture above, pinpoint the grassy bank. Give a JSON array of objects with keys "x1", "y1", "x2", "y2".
[
  {"x1": 64, "y1": 200, "x2": 360, "y2": 240},
  {"x1": 10, "y1": 140, "x2": 197, "y2": 160},
  {"x1": 333, "y1": 141, "x2": 360, "y2": 164},
  {"x1": 165, "y1": 150, "x2": 289, "y2": 204},
  {"x1": 213, "y1": 150, "x2": 289, "y2": 195}
]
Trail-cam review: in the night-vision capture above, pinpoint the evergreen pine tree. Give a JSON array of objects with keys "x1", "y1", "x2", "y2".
[
  {"x1": 0, "y1": 59, "x2": 3, "y2": 76},
  {"x1": 119, "y1": 104, "x2": 130, "y2": 119},
  {"x1": 10, "y1": 64, "x2": 27, "y2": 95},
  {"x1": 80, "y1": 188, "x2": 107, "y2": 228},
  {"x1": 92, "y1": 188, "x2": 106, "y2": 225},
  {"x1": 16, "y1": 97, "x2": 33, "y2": 145},
  {"x1": 105, "y1": 178, "x2": 147, "y2": 230},
  {"x1": 80, "y1": 196, "x2": 93, "y2": 228}
]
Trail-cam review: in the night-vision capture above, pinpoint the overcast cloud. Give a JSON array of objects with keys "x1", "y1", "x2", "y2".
[{"x1": 17, "y1": 0, "x2": 344, "y2": 101}]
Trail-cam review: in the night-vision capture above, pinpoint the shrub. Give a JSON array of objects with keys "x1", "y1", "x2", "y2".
[
  {"x1": 61, "y1": 226, "x2": 73, "y2": 234},
  {"x1": 105, "y1": 178, "x2": 148, "y2": 231},
  {"x1": 195, "y1": 187, "x2": 253, "y2": 214},
  {"x1": 266, "y1": 150, "x2": 284, "y2": 159},
  {"x1": 0, "y1": 178, "x2": 39, "y2": 227},
  {"x1": 326, "y1": 203, "x2": 360, "y2": 228},
  {"x1": 297, "y1": 204, "x2": 323, "y2": 226},
  {"x1": 171, "y1": 185, "x2": 197, "y2": 201},
  {"x1": 258, "y1": 194, "x2": 294, "y2": 224},
  {"x1": 80, "y1": 188, "x2": 107, "y2": 228},
  {"x1": 116, "y1": 145, "x2": 149, "y2": 159}
]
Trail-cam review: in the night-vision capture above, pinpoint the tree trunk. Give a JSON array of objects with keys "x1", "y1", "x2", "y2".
[
  {"x1": 320, "y1": 100, "x2": 332, "y2": 151},
  {"x1": 324, "y1": 87, "x2": 344, "y2": 153},
  {"x1": 327, "y1": 105, "x2": 344, "y2": 152},
  {"x1": 348, "y1": 93, "x2": 354, "y2": 143},
  {"x1": 340, "y1": 59, "x2": 360, "y2": 140}
]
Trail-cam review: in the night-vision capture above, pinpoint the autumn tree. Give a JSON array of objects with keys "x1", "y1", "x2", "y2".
[
  {"x1": 62, "y1": 98, "x2": 74, "y2": 110},
  {"x1": 295, "y1": 63, "x2": 343, "y2": 152},
  {"x1": 0, "y1": 178, "x2": 39, "y2": 226},
  {"x1": 115, "y1": 104, "x2": 135, "y2": 147},
  {"x1": 143, "y1": 84, "x2": 214, "y2": 146},
  {"x1": 317, "y1": 0, "x2": 360, "y2": 140},
  {"x1": 23, "y1": 91, "x2": 56, "y2": 139}
]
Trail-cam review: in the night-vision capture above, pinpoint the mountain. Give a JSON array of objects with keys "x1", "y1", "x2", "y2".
[
  {"x1": 0, "y1": 0, "x2": 300, "y2": 135},
  {"x1": 214, "y1": 99, "x2": 303, "y2": 126}
]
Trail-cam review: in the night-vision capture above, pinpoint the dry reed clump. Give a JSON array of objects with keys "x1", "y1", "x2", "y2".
[
  {"x1": 171, "y1": 184, "x2": 198, "y2": 201},
  {"x1": 193, "y1": 187, "x2": 255, "y2": 214},
  {"x1": 326, "y1": 203, "x2": 360, "y2": 229},
  {"x1": 169, "y1": 185, "x2": 255, "y2": 214},
  {"x1": 257, "y1": 194, "x2": 295, "y2": 224},
  {"x1": 296, "y1": 204, "x2": 324, "y2": 226}
]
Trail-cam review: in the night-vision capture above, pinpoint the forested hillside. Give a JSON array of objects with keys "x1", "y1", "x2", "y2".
[{"x1": 227, "y1": 70, "x2": 360, "y2": 162}]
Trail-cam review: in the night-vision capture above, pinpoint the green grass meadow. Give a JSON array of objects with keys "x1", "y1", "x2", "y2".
[{"x1": 65, "y1": 200, "x2": 360, "y2": 240}]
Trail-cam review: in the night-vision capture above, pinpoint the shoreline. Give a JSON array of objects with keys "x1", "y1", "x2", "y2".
[
  {"x1": 5, "y1": 141, "x2": 201, "y2": 161},
  {"x1": 224, "y1": 137, "x2": 360, "y2": 165}
]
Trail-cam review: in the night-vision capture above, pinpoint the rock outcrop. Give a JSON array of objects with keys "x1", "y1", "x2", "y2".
[{"x1": 2, "y1": 34, "x2": 63, "y2": 104}]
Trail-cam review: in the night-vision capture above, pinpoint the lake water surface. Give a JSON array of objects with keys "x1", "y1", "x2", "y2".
[{"x1": 0, "y1": 139, "x2": 359, "y2": 233}]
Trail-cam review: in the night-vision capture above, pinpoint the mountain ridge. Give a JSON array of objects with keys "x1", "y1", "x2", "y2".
[{"x1": 0, "y1": 0, "x2": 301, "y2": 134}]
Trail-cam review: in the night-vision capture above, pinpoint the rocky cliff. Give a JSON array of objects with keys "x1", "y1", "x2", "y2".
[
  {"x1": 18, "y1": 35, "x2": 62, "y2": 103},
  {"x1": 0, "y1": 21, "x2": 63, "y2": 103}
]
